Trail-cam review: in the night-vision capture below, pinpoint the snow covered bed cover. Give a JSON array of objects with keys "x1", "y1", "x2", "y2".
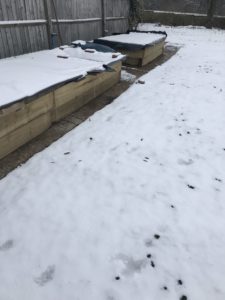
[
  {"x1": 0, "y1": 47, "x2": 124, "y2": 109},
  {"x1": 0, "y1": 25, "x2": 225, "y2": 300},
  {"x1": 95, "y1": 32, "x2": 166, "y2": 50}
]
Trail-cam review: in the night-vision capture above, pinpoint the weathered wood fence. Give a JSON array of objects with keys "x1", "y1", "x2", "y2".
[
  {"x1": 0, "y1": 0, "x2": 130, "y2": 59},
  {"x1": 143, "y1": 0, "x2": 225, "y2": 16}
]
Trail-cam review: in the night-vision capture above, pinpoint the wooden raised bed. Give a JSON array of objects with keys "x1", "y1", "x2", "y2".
[
  {"x1": 0, "y1": 60, "x2": 122, "y2": 160},
  {"x1": 94, "y1": 32, "x2": 167, "y2": 67}
]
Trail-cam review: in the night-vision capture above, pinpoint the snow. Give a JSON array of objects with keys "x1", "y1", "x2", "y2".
[
  {"x1": 0, "y1": 19, "x2": 46, "y2": 25},
  {"x1": 61, "y1": 45, "x2": 123, "y2": 63},
  {"x1": 146, "y1": 10, "x2": 225, "y2": 18},
  {"x1": 121, "y1": 70, "x2": 136, "y2": 82},
  {"x1": 98, "y1": 32, "x2": 166, "y2": 46},
  {"x1": 147, "y1": 10, "x2": 207, "y2": 17},
  {"x1": 52, "y1": 18, "x2": 101, "y2": 23},
  {"x1": 0, "y1": 48, "x2": 124, "y2": 108},
  {"x1": 71, "y1": 40, "x2": 87, "y2": 45},
  {"x1": 0, "y1": 25, "x2": 225, "y2": 300}
]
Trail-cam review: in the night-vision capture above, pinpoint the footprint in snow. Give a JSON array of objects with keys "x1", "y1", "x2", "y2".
[
  {"x1": 0, "y1": 239, "x2": 14, "y2": 252},
  {"x1": 34, "y1": 265, "x2": 55, "y2": 286},
  {"x1": 115, "y1": 254, "x2": 147, "y2": 276},
  {"x1": 145, "y1": 239, "x2": 153, "y2": 247},
  {"x1": 144, "y1": 234, "x2": 160, "y2": 248},
  {"x1": 196, "y1": 128, "x2": 201, "y2": 134},
  {"x1": 178, "y1": 159, "x2": 194, "y2": 166},
  {"x1": 106, "y1": 116, "x2": 113, "y2": 122}
]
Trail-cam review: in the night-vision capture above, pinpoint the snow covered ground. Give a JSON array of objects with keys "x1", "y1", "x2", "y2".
[{"x1": 0, "y1": 25, "x2": 225, "y2": 300}]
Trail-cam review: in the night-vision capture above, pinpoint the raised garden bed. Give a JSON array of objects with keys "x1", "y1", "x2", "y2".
[
  {"x1": 94, "y1": 31, "x2": 167, "y2": 67},
  {"x1": 0, "y1": 48, "x2": 124, "y2": 160}
]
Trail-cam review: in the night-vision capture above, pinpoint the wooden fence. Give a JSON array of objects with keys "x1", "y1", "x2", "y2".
[
  {"x1": 0, "y1": 0, "x2": 130, "y2": 59},
  {"x1": 143, "y1": 0, "x2": 225, "y2": 16}
]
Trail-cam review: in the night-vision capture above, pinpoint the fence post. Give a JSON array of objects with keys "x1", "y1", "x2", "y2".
[
  {"x1": 141, "y1": 0, "x2": 144, "y2": 23},
  {"x1": 207, "y1": 0, "x2": 217, "y2": 28},
  {"x1": 43, "y1": 0, "x2": 52, "y2": 48},
  {"x1": 101, "y1": 0, "x2": 106, "y2": 36}
]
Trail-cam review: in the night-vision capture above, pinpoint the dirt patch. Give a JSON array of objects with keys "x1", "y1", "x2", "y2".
[{"x1": 0, "y1": 44, "x2": 178, "y2": 179}]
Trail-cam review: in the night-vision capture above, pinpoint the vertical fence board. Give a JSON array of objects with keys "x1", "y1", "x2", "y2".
[{"x1": 105, "y1": 0, "x2": 129, "y2": 34}]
